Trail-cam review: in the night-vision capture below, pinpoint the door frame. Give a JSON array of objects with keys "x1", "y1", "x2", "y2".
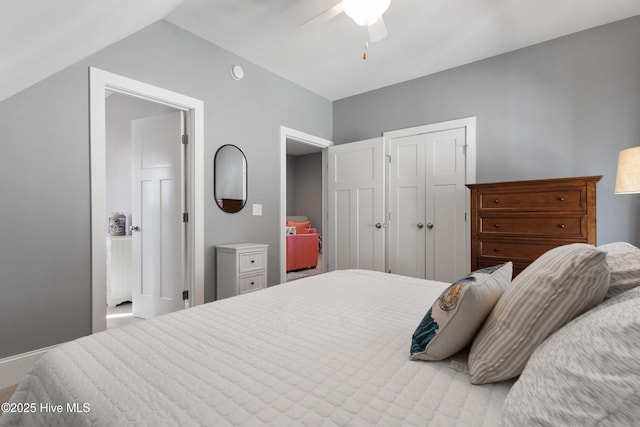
[
  {"x1": 383, "y1": 116, "x2": 476, "y2": 273},
  {"x1": 89, "y1": 67, "x2": 205, "y2": 333},
  {"x1": 279, "y1": 127, "x2": 333, "y2": 283}
]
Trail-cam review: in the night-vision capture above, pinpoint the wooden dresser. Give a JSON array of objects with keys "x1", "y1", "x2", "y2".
[{"x1": 467, "y1": 176, "x2": 601, "y2": 277}]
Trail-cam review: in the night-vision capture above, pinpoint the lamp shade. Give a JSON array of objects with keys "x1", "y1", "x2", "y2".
[
  {"x1": 342, "y1": 0, "x2": 391, "y2": 26},
  {"x1": 615, "y1": 146, "x2": 640, "y2": 194}
]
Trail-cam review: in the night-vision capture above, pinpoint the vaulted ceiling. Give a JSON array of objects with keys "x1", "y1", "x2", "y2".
[{"x1": 3, "y1": 0, "x2": 640, "y2": 102}]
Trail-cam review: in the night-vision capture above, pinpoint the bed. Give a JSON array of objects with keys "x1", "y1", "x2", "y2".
[{"x1": 2, "y1": 243, "x2": 640, "y2": 426}]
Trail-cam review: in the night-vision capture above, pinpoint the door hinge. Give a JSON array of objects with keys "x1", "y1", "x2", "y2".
[
  {"x1": 462, "y1": 144, "x2": 467, "y2": 155},
  {"x1": 465, "y1": 212, "x2": 467, "y2": 222},
  {"x1": 182, "y1": 134, "x2": 188, "y2": 145},
  {"x1": 386, "y1": 154, "x2": 391, "y2": 163},
  {"x1": 182, "y1": 290, "x2": 189, "y2": 301},
  {"x1": 183, "y1": 212, "x2": 189, "y2": 223}
]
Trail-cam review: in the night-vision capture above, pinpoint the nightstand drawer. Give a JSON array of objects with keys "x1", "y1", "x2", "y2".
[
  {"x1": 479, "y1": 187, "x2": 584, "y2": 211},
  {"x1": 479, "y1": 215, "x2": 586, "y2": 238},
  {"x1": 238, "y1": 273, "x2": 264, "y2": 294},
  {"x1": 239, "y1": 251, "x2": 266, "y2": 273}
]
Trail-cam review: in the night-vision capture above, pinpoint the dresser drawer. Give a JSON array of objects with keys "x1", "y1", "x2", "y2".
[
  {"x1": 479, "y1": 215, "x2": 586, "y2": 238},
  {"x1": 479, "y1": 187, "x2": 585, "y2": 211},
  {"x1": 479, "y1": 240, "x2": 561, "y2": 261},
  {"x1": 239, "y1": 251, "x2": 266, "y2": 273},
  {"x1": 238, "y1": 273, "x2": 264, "y2": 294}
]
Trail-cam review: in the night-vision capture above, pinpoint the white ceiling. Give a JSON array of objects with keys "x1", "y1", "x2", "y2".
[{"x1": 3, "y1": 0, "x2": 640, "y2": 103}]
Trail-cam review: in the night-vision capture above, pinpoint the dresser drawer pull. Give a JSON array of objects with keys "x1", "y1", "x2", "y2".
[
  {"x1": 493, "y1": 199, "x2": 499, "y2": 204},
  {"x1": 493, "y1": 223, "x2": 500, "y2": 228},
  {"x1": 493, "y1": 248, "x2": 500, "y2": 253},
  {"x1": 558, "y1": 196, "x2": 565, "y2": 201},
  {"x1": 558, "y1": 224, "x2": 566, "y2": 228}
]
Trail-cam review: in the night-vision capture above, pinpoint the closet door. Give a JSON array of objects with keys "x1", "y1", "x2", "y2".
[
  {"x1": 327, "y1": 138, "x2": 385, "y2": 272},
  {"x1": 387, "y1": 135, "x2": 426, "y2": 278},
  {"x1": 388, "y1": 127, "x2": 467, "y2": 282}
]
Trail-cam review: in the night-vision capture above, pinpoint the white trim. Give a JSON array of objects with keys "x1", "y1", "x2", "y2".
[
  {"x1": 0, "y1": 345, "x2": 59, "y2": 389},
  {"x1": 383, "y1": 116, "x2": 477, "y2": 272},
  {"x1": 89, "y1": 68, "x2": 204, "y2": 333},
  {"x1": 279, "y1": 127, "x2": 333, "y2": 284}
]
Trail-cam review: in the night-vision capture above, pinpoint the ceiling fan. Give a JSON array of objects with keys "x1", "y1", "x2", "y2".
[{"x1": 303, "y1": 0, "x2": 392, "y2": 42}]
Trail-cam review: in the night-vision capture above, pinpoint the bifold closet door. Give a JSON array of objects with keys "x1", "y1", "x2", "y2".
[{"x1": 388, "y1": 127, "x2": 467, "y2": 282}]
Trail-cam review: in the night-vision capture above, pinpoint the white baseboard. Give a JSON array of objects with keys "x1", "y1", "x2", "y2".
[{"x1": 0, "y1": 345, "x2": 58, "y2": 389}]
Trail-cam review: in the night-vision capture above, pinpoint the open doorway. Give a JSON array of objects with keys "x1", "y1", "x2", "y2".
[
  {"x1": 104, "y1": 92, "x2": 182, "y2": 328},
  {"x1": 279, "y1": 127, "x2": 333, "y2": 283},
  {"x1": 90, "y1": 68, "x2": 205, "y2": 333}
]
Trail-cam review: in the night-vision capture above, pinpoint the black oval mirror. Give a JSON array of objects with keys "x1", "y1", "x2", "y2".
[{"x1": 214, "y1": 144, "x2": 247, "y2": 213}]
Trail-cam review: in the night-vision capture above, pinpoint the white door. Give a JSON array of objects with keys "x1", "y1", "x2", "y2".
[
  {"x1": 327, "y1": 138, "x2": 385, "y2": 272},
  {"x1": 388, "y1": 127, "x2": 467, "y2": 282},
  {"x1": 131, "y1": 111, "x2": 185, "y2": 318}
]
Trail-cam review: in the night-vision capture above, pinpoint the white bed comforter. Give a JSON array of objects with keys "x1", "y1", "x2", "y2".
[{"x1": 1, "y1": 270, "x2": 513, "y2": 426}]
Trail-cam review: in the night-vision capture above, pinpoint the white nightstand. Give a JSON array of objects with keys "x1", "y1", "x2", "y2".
[{"x1": 216, "y1": 243, "x2": 268, "y2": 300}]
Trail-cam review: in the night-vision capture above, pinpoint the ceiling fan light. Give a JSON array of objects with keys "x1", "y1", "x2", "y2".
[{"x1": 342, "y1": 0, "x2": 391, "y2": 27}]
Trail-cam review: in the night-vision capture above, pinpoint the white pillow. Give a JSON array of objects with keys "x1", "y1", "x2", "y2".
[
  {"x1": 410, "y1": 262, "x2": 511, "y2": 361},
  {"x1": 501, "y1": 288, "x2": 640, "y2": 426},
  {"x1": 468, "y1": 244, "x2": 609, "y2": 384}
]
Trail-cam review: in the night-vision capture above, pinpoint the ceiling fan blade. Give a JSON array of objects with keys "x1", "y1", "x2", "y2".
[
  {"x1": 301, "y1": 2, "x2": 344, "y2": 28},
  {"x1": 367, "y1": 16, "x2": 388, "y2": 42}
]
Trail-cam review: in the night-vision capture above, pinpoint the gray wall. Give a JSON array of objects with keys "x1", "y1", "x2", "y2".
[
  {"x1": 293, "y1": 153, "x2": 323, "y2": 235},
  {"x1": 334, "y1": 15, "x2": 640, "y2": 246},
  {"x1": 286, "y1": 155, "x2": 298, "y2": 214},
  {"x1": 0, "y1": 20, "x2": 332, "y2": 358}
]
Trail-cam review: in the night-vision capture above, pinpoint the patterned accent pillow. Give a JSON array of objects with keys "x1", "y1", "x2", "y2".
[
  {"x1": 598, "y1": 242, "x2": 640, "y2": 299},
  {"x1": 410, "y1": 262, "x2": 512, "y2": 361},
  {"x1": 468, "y1": 243, "x2": 609, "y2": 384},
  {"x1": 500, "y1": 288, "x2": 640, "y2": 426}
]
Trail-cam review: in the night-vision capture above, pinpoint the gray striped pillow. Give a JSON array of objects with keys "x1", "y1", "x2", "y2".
[{"x1": 468, "y1": 243, "x2": 609, "y2": 385}]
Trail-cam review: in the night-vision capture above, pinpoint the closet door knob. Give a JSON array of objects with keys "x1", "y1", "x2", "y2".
[
  {"x1": 426, "y1": 223, "x2": 434, "y2": 229},
  {"x1": 417, "y1": 223, "x2": 424, "y2": 229}
]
